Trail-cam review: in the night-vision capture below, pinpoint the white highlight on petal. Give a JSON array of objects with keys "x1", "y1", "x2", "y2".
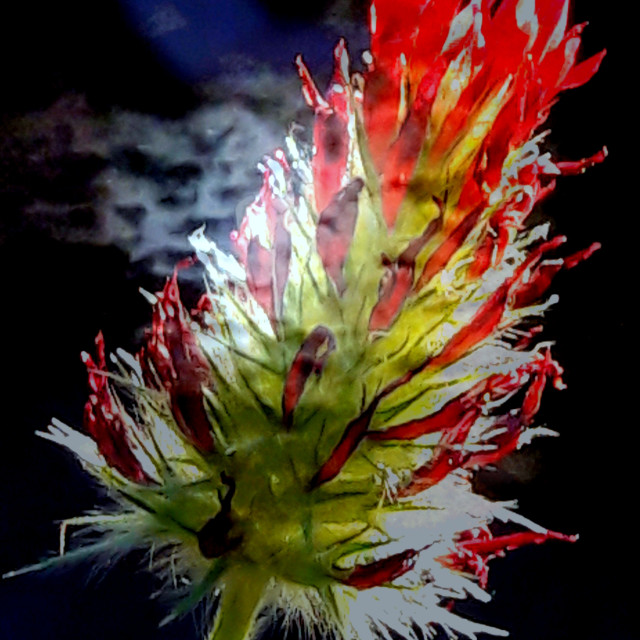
[
  {"x1": 189, "y1": 225, "x2": 245, "y2": 283},
  {"x1": 115, "y1": 347, "x2": 143, "y2": 384},
  {"x1": 516, "y1": 0, "x2": 539, "y2": 45},
  {"x1": 37, "y1": 419, "x2": 105, "y2": 469},
  {"x1": 139, "y1": 287, "x2": 158, "y2": 304},
  {"x1": 545, "y1": 0, "x2": 569, "y2": 53},
  {"x1": 518, "y1": 426, "x2": 559, "y2": 447}
]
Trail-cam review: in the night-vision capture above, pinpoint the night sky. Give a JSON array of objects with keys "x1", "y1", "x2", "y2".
[{"x1": 0, "y1": 2, "x2": 631, "y2": 639}]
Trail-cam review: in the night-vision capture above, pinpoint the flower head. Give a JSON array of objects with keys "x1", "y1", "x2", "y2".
[{"x1": 22, "y1": 1, "x2": 604, "y2": 639}]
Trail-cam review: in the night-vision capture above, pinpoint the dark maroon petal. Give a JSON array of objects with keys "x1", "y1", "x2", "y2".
[
  {"x1": 563, "y1": 242, "x2": 601, "y2": 269},
  {"x1": 316, "y1": 179, "x2": 363, "y2": 294},
  {"x1": 282, "y1": 326, "x2": 336, "y2": 429},
  {"x1": 82, "y1": 333, "x2": 153, "y2": 484},
  {"x1": 84, "y1": 395, "x2": 151, "y2": 484},
  {"x1": 465, "y1": 352, "x2": 562, "y2": 469},
  {"x1": 342, "y1": 548, "x2": 418, "y2": 589},
  {"x1": 467, "y1": 233, "x2": 495, "y2": 281},
  {"x1": 142, "y1": 273, "x2": 215, "y2": 453},
  {"x1": 171, "y1": 392, "x2": 215, "y2": 453}
]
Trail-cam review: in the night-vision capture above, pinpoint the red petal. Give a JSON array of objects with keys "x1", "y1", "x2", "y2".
[
  {"x1": 458, "y1": 530, "x2": 577, "y2": 556},
  {"x1": 370, "y1": 213, "x2": 442, "y2": 331},
  {"x1": 342, "y1": 547, "x2": 418, "y2": 589},
  {"x1": 431, "y1": 284, "x2": 509, "y2": 370},
  {"x1": 282, "y1": 326, "x2": 336, "y2": 429},
  {"x1": 379, "y1": 58, "x2": 449, "y2": 226},
  {"x1": 316, "y1": 179, "x2": 363, "y2": 294},
  {"x1": 311, "y1": 400, "x2": 380, "y2": 488},
  {"x1": 465, "y1": 352, "x2": 562, "y2": 468},
  {"x1": 559, "y1": 49, "x2": 606, "y2": 90},
  {"x1": 83, "y1": 334, "x2": 153, "y2": 484},
  {"x1": 368, "y1": 259, "x2": 414, "y2": 332},
  {"x1": 312, "y1": 108, "x2": 350, "y2": 216},
  {"x1": 370, "y1": 349, "x2": 557, "y2": 445},
  {"x1": 512, "y1": 241, "x2": 600, "y2": 308},
  {"x1": 556, "y1": 147, "x2": 607, "y2": 175},
  {"x1": 536, "y1": 23, "x2": 584, "y2": 98},
  {"x1": 369, "y1": 389, "x2": 483, "y2": 442},
  {"x1": 413, "y1": 0, "x2": 462, "y2": 68},
  {"x1": 296, "y1": 54, "x2": 329, "y2": 113},
  {"x1": 397, "y1": 409, "x2": 479, "y2": 496},
  {"x1": 143, "y1": 273, "x2": 215, "y2": 453},
  {"x1": 487, "y1": 0, "x2": 532, "y2": 76},
  {"x1": 466, "y1": 413, "x2": 523, "y2": 469},
  {"x1": 438, "y1": 528, "x2": 576, "y2": 586},
  {"x1": 298, "y1": 42, "x2": 352, "y2": 214},
  {"x1": 246, "y1": 237, "x2": 275, "y2": 320},
  {"x1": 521, "y1": 372, "x2": 546, "y2": 424},
  {"x1": 531, "y1": 0, "x2": 569, "y2": 60},
  {"x1": 273, "y1": 217, "x2": 292, "y2": 320},
  {"x1": 416, "y1": 204, "x2": 484, "y2": 290},
  {"x1": 365, "y1": 0, "x2": 423, "y2": 162}
]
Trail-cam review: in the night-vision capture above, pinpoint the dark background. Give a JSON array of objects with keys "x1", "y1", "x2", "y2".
[{"x1": 0, "y1": 1, "x2": 630, "y2": 639}]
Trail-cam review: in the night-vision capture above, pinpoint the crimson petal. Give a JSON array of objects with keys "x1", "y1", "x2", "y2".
[
  {"x1": 342, "y1": 547, "x2": 418, "y2": 589},
  {"x1": 282, "y1": 326, "x2": 336, "y2": 429},
  {"x1": 438, "y1": 529, "x2": 576, "y2": 587},
  {"x1": 370, "y1": 213, "x2": 442, "y2": 331},
  {"x1": 559, "y1": 49, "x2": 607, "y2": 90},
  {"x1": 316, "y1": 178, "x2": 363, "y2": 294},
  {"x1": 142, "y1": 273, "x2": 215, "y2": 453},
  {"x1": 82, "y1": 333, "x2": 153, "y2": 484}
]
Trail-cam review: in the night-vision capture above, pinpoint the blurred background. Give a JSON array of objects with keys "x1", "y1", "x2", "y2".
[{"x1": 0, "y1": 1, "x2": 629, "y2": 639}]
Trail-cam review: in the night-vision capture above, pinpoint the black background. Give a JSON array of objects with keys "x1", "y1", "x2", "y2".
[{"x1": 0, "y1": 1, "x2": 630, "y2": 639}]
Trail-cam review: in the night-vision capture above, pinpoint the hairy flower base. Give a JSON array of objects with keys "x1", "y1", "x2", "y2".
[{"x1": 12, "y1": 1, "x2": 605, "y2": 639}]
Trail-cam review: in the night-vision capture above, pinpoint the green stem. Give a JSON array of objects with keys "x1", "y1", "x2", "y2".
[{"x1": 207, "y1": 563, "x2": 269, "y2": 640}]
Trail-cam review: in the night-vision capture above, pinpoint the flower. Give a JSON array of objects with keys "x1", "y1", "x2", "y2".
[{"x1": 21, "y1": 1, "x2": 605, "y2": 639}]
